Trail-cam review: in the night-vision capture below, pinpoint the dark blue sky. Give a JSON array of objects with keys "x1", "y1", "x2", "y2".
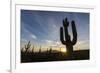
[{"x1": 21, "y1": 10, "x2": 89, "y2": 51}]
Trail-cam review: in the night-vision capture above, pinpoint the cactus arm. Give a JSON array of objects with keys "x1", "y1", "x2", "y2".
[
  {"x1": 63, "y1": 18, "x2": 69, "y2": 27},
  {"x1": 60, "y1": 27, "x2": 66, "y2": 45},
  {"x1": 71, "y1": 21, "x2": 77, "y2": 45},
  {"x1": 64, "y1": 26, "x2": 68, "y2": 41},
  {"x1": 63, "y1": 18, "x2": 70, "y2": 41}
]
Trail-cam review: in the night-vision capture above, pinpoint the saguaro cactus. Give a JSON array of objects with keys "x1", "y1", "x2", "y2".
[
  {"x1": 25, "y1": 41, "x2": 31, "y2": 52},
  {"x1": 39, "y1": 46, "x2": 41, "y2": 53},
  {"x1": 49, "y1": 47, "x2": 52, "y2": 53},
  {"x1": 60, "y1": 18, "x2": 77, "y2": 55}
]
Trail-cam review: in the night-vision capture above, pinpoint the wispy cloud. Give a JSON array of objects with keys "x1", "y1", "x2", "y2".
[
  {"x1": 31, "y1": 34, "x2": 37, "y2": 39},
  {"x1": 45, "y1": 40, "x2": 62, "y2": 47},
  {"x1": 74, "y1": 40, "x2": 89, "y2": 50},
  {"x1": 21, "y1": 22, "x2": 37, "y2": 41},
  {"x1": 21, "y1": 38, "x2": 27, "y2": 42}
]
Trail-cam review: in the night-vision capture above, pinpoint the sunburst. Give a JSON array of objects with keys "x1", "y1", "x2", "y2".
[{"x1": 61, "y1": 48, "x2": 67, "y2": 53}]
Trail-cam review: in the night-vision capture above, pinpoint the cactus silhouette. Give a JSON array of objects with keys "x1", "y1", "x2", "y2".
[
  {"x1": 60, "y1": 18, "x2": 77, "y2": 55},
  {"x1": 49, "y1": 47, "x2": 52, "y2": 53},
  {"x1": 25, "y1": 41, "x2": 31, "y2": 52},
  {"x1": 39, "y1": 46, "x2": 41, "y2": 53}
]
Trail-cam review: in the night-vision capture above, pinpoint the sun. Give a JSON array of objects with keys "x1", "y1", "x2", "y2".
[{"x1": 61, "y1": 48, "x2": 66, "y2": 53}]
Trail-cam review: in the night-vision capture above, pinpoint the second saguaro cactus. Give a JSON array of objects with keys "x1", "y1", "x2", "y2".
[
  {"x1": 60, "y1": 18, "x2": 77, "y2": 55},
  {"x1": 25, "y1": 41, "x2": 31, "y2": 52}
]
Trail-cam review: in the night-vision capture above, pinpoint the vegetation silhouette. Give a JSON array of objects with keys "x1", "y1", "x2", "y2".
[
  {"x1": 21, "y1": 42, "x2": 89, "y2": 63},
  {"x1": 60, "y1": 17, "x2": 77, "y2": 56}
]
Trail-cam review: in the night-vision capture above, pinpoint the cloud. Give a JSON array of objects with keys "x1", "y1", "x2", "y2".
[
  {"x1": 45, "y1": 40, "x2": 62, "y2": 47},
  {"x1": 74, "y1": 40, "x2": 89, "y2": 50},
  {"x1": 21, "y1": 22, "x2": 37, "y2": 40},
  {"x1": 45, "y1": 40, "x2": 51, "y2": 43},
  {"x1": 21, "y1": 38, "x2": 27, "y2": 42},
  {"x1": 45, "y1": 40, "x2": 53, "y2": 44},
  {"x1": 31, "y1": 34, "x2": 37, "y2": 39},
  {"x1": 78, "y1": 40, "x2": 89, "y2": 46}
]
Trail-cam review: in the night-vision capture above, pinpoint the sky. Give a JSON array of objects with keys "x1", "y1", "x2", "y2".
[{"x1": 21, "y1": 10, "x2": 89, "y2": 52}]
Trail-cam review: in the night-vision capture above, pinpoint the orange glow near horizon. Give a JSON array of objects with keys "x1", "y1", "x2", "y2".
[{"x1": 61, "y1": 48, "x2": 67, "y2": 53}]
